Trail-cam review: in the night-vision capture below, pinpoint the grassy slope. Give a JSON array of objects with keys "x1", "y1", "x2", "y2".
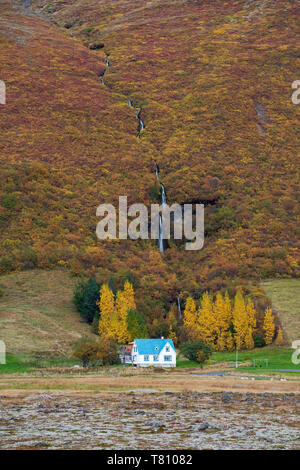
[
  {"x1": 0, "y1": 269, "x2": 94, "y2": 357},
  {"x1": 261, "y1": 279, "x2": 300, "y2": 343}
]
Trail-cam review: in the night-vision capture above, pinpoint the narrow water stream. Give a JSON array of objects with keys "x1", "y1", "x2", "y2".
[
  {"x1": 99, "y1": 52, "x2": 166, "y2": 253},
  {"x1": 100, "y1": 55, "x2": 110, "y2": 85},
  {"x1": 158, "y1": 183, "x2": 167, "y2": 253},
  {"x1": 177, "y1": 296, "x2": 182, "y2": 319},
  {"x1": 128, "y1": 99, "x2": 145, "y2": 137}
]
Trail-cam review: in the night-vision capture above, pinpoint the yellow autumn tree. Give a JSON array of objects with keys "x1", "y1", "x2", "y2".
[
  {"x1": 232, "y1": 290, "x2": 248, "y2": 350},
  {"x1": 226, "y1": 332, "x2": 235, "y2": 351},
  {"x1": 98, "y1": 284, "x2": 116, "y2": 339},
  {"x1": 169, "y1": 325, "x2": 178, "y2": 345},
  {"x1": 224, "y1": 291, "x2": 232, "y2": 328},
  {"x1": 123, "y1": 280, "x2": 136, "y2": 312},
  {"x1": 275, "y1": 327, "x2": 284, "y2": 345},
  {"x1": 212, "y1": 291, "x2": 234, "y2": 351},
  {"x1": 115, "y1": 290, "x2": 129, "y2": 343},
  {"x1": 246, "y1": 298, "x2": 257, "y2": 330},
  {"x1": 116, "y1": 281, "x2": 136, "y2": 343},
  {"x1": 244, "y1": 328, "x2": 254, "y2": 349},
  {"x1": 213, "y1": 292, "x2": 226, "y2": 351},
  {"x1": 215, "y1": 332, "x2": 226, "y2": 351},
  {"x1": 224, "y1": 291, "x2": 235, "y2": 350},
  {"x1": 198, "y1": 291, "x2": 215, "y2": 345},
  {"x1": 183, "y1": 296, "x2": 198, "y2": 337},
  {"x1": 244, "y1": 298, "x2": 256, "y2": 349},
  {"x1": 263, "y1": 307, "x2": 275, "y2": 345}
]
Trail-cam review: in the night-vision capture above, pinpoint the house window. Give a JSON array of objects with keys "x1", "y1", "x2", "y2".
[
  {"x1": 164, "y1": 355, "x2": 172, "y2": 362},
  {"x1": 144, "y1": 355, "x2": 149, "y2": 361},
  {"x1": 154, "y1": 355, "x2": 159, "y2": 361},
  {"x1": 166, "y1": 345, "x2": 170, "y2": 352},
  {"x1": 155, "y1": 346, "x2": 158, "y2": 351}
]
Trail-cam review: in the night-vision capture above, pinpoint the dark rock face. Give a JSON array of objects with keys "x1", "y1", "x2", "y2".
[
  {"x1": 89, "y1": 42, "x2": 105, "y2": 50},
  {"x1": 63, "y1": 22, "x2": 75, "y2": 29}
]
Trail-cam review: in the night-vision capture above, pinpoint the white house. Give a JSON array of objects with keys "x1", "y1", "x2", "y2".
[{"x1": 131, "y1": 338, "x2": 176, "y2": 367}]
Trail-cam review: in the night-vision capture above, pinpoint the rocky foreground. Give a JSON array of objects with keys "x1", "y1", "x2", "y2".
[{"x1": 0, "y1": 390, "x2": 299, "y2": 450}]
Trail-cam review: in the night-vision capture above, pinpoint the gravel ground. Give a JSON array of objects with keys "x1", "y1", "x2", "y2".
[{"x1": 0, "y1": 390, "x2": 299, "y2": 450}]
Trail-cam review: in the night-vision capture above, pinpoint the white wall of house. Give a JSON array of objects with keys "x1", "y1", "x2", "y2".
[{"x1": 131, "y1": 341, "x2": 176, "y2": 367}]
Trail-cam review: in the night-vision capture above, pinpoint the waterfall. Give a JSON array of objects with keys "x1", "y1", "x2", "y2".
[
  {"x1": 100, "y1": 60, "x2": 108, "y2": 85},
  {"x1": 158, "y1": 214, "x2": 164, "y2": 253},
  {"x1": 137, "y1": 110, "x2": 145, "y2": 137},
  {"x1": 158, "y1": 183, "x2": 167, "y2": 253},
  {"x1": 161, "y1": 184, "x2": 166, "y2": 205},
  {"x1": 137, "y1": 119, "x2": 144, "y2": 138},
  {"x1": 138, "y1": 118, "x2": 144, "y2": 133},
  {"x1": 105, "y1": 56, "x2": 110, "y2": 67},
  {"x1": 128, "y1": 99, "x2": 133, "y2": 107},
  {"x1": 177, "y1": 296, "x2": 182, "y2": 319}
]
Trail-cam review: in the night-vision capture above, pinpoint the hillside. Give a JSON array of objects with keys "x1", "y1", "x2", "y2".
[
  {"x1": 0, "y1": 0, "x2": 299, "y2": 323},
  {"x1": 261, "y1": 279, "x2": 300, "y2": 343},
  {"x1": 0, "y1": 269, "x2": 93, "y2": 356}
]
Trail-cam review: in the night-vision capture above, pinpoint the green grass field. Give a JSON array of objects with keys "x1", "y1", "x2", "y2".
[
  {"x1": 177, "y1": 347, "x2": 300, "y2": 374},
  {"x1": 211, "y1": 347, "x2": 299, "y2": 372},
  {"x1": 0, "y1": 354, "x2": 78, "y2": 374}
]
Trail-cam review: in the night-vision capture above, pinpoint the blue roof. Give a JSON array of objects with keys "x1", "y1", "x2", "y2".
[{"x1": 134, "y1": 338, "x2": 175, "y2": 355}]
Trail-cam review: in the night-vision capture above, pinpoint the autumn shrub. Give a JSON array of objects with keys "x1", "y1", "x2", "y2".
[
  {"x1": 1, "y1": 193, "x2": 19, "y2": 210},
  {"x1": 20, "y1": 247, "x2": 38, "y2": 269},
  {"x1": 72, "y1": 337, "x2": 119, "y2": 367},
  {"x1": 72, "y1": 338, "x2": 100, "y2": 367},
  {"x1": 196, "y1": 351, "x2": 208, "y2": 369},
  {"x1": 0, "y1": 256, "x2": 15, "y2": 273}
]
